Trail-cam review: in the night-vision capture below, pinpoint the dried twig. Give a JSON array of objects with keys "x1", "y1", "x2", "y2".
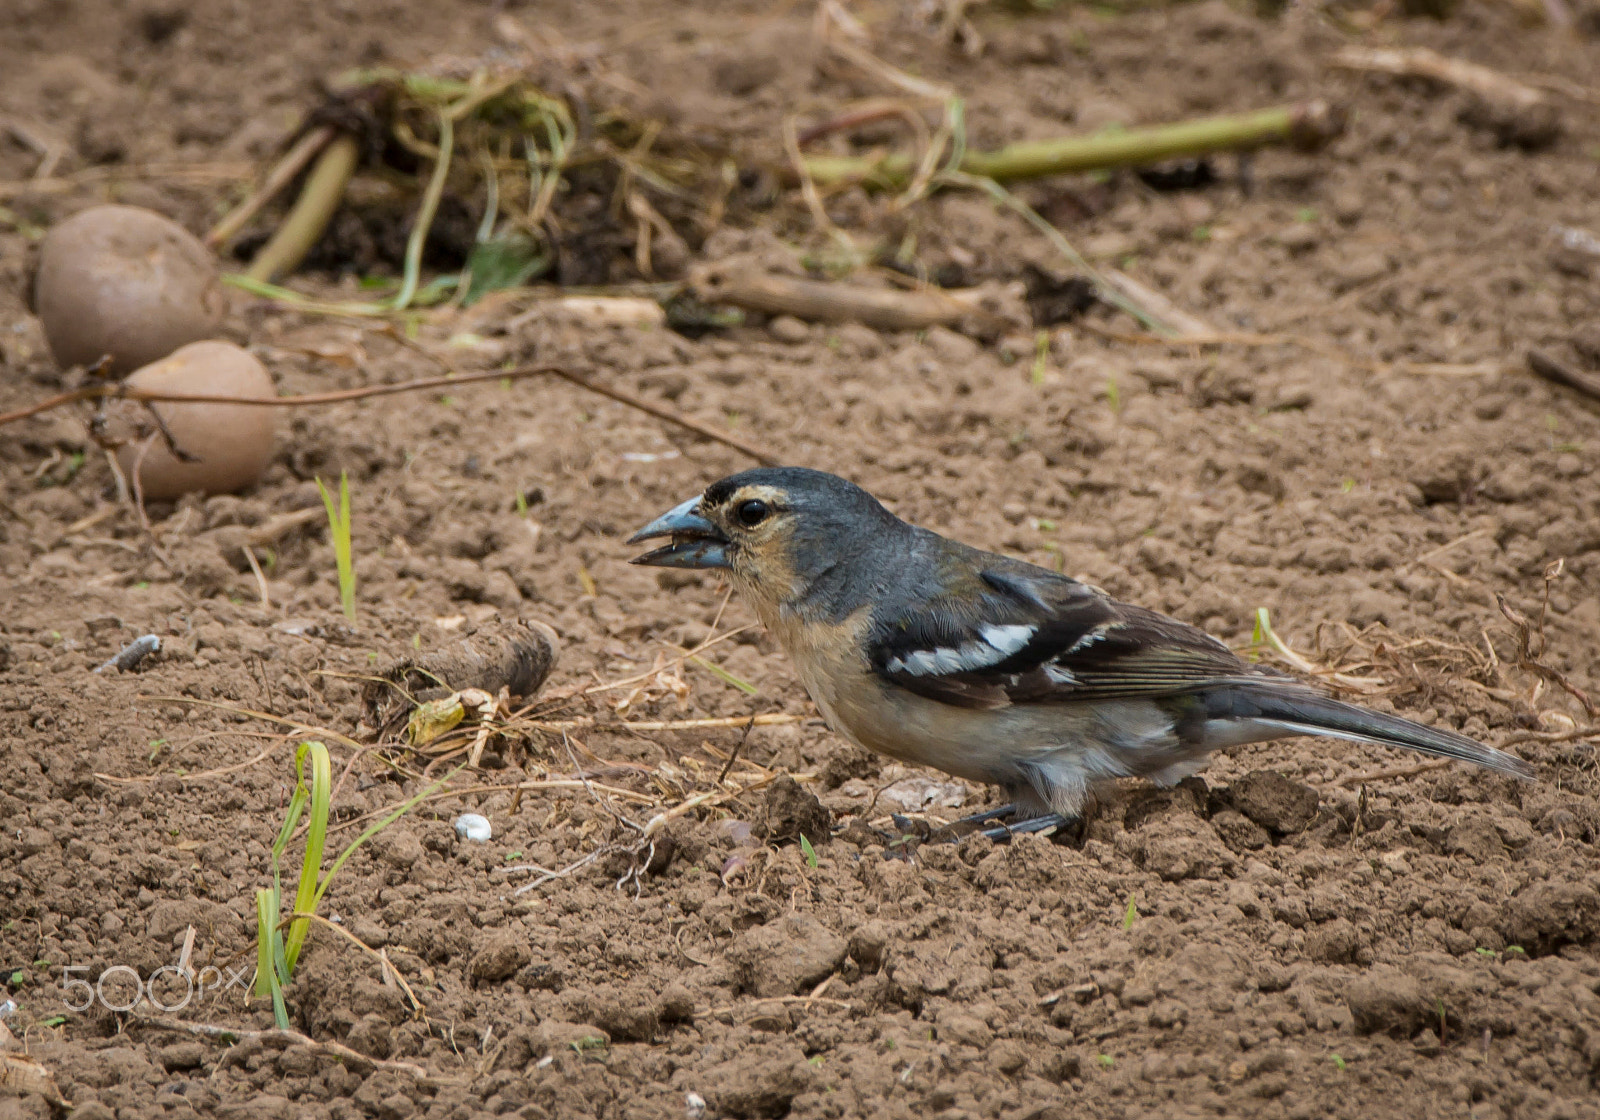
[
  {"x1": 717, "y1": 717, "x2": 757, "y2": 786},
  {"x1": 1528, "y1": 349, "x2": 1600, "y2": 401},
  {"x1": 1496, "y1": 566, "x2": 1597, "y2": 718},
  {"x1": 1330, "y1": 46, "x2": 1546, "y2": 111},
  {"x1": 130, "y1": 1016, "x2": 456, "y2": 1087},
  {"x1": 208, "y1": 124, "x2": 338, "y2": 248},
  {"x1": 0, "y1": 363, "x2": 778, "y2": 465},
  {"x1": 688, "y1": 262, "x2": 1005, "y2": 333},
  {"x1": 1335, "y1": 758, "x2": 1454, "y2": 788},
  {"x1": 282, "y1": 911, "x2": 425, "y2": 1015},
  {"x1": 245, "y1": 134, "x2": 362, "y2": 283}
]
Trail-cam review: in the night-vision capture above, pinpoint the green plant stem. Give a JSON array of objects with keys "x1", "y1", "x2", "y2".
[
  {"x1": 802, "y1": 102, "x2": 1342, "y2": 188},
  {"x1": 283, "y1": 742, "x2": 331, "y2": 975},
  {"x1": 394, "y1": 113, "x2": 454, "y2": 311},
  {"x1": 316, "y1": 474, "x2": 356, "y2": 622},
  {"x1": 245, "y1": 133, "x2": 360, "y2": 283}
]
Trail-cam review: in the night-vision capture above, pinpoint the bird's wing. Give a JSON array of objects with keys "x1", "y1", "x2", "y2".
[{"x1": 866, "y1": 563, "x2": 1261, "y2": 710}]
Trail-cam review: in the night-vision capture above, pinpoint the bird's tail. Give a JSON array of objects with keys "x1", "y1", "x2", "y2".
[{"x1": 1209, "y1": 685, "x2": 1536, "y2": 780}]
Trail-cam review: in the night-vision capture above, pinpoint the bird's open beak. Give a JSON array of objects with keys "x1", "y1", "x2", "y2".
[{"x1": 627, "y1": 496, "x2": 731, "y2": 570}]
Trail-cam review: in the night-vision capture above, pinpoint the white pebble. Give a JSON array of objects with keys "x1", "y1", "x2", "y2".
[{"x1": 453, "y1": 813, "x2": 492, "y2": 842}]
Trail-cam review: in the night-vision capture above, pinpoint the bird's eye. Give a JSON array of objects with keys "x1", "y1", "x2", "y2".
[{"x1": 734, "y1": 499, "x2": 771, "y2": 528}]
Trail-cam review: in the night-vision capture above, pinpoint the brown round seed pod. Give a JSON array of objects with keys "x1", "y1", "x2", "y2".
[
  {"x1": 108, "y1": 341, "x2": 278, "y2": 501},
  {"x1": 32, "y1": 204, "x2": 226, "y2": 375}
]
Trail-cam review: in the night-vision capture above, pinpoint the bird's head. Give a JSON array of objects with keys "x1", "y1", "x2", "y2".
[{"x1": 628, "y1": 467, "x2": 904, "y2": 614}]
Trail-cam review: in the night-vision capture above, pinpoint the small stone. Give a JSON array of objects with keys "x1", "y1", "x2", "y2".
[
  {"x1": 1418, "y1": 184, "x2": 1454, "y2": 211},
  {"x1": 1327, "y1": 250, "x2": 1391, "y2": 291},
  {"x1": 768, "y1": 315, "x2": 809, "y2": 344},
  {"x1": 1305, "y1": 917, "x2": 1362, "y2": 963},
  {"x1": 468, "y1": 931, "x2": 531, "y2": 983},
  {"x1": 658, "y1": 981, "x2": 696, "y2": 1023},
  {"x1": 158, "y1": 1041, "x2": 207, "y2": 1071},
  {"x1": 847, "y1": 920, "x2": 890, "y2": 970},
  {"x1": 1345, "y1": 967, "x2": 1428, "y2": 1036},
  {"x1": 992, "y1": 1042, "x2": 1028, "y2": 1075},
  {"x1": 1471, "y1": 394, "x2": 1508, "y2": 421},
  {"x1": 453, "y1": 813, "x2": 492, "y2": 842},
  {"x1": 1212, "y1": 809, "x2": 1269, "y2": 852},
  {"x1": 1277, "y1": 224, "x2": 1320, "y2": 253},
  {"x1": 753, "y1": 774, "x2": 831, "y2": 847},
  {"x1": 728, "y1": 914, "x2": 847, "y2": 997},
  {"x1": 1330, "y1": 188, "x2": 1365, "y2": 225},
  {"x1": 1413, "y1": 1027, "x2": 1442, "y2": 1056},
  {"x1": 1228, "y1": 770, "x2": 1319, "y2": 834},
  {"x1": 940, "y1": 1014, "x2": 994, "y2": 1049}
]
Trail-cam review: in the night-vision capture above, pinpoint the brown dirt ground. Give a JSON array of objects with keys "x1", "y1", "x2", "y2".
[{"x1": 4, "y1": 2, "x2": 1600, "y2": 1118}]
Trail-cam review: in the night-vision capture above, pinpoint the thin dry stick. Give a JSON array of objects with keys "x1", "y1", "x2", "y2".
[
  {"x1": 548, "y1": 366, "x2": 779, "y2": 465},
  {"x1": 507, "y1": 847, "x2": 609, "y2": 896},
  {"x1": 130, "y1": 1017, "x2": 454, "y2": 1087},
  {"x1": 574, "y1": 624, "x2": 759, "y2": 696},
  {"x1": 208, "y1": 124, "x2": 337, "y2": 248},
  {"x1": 628, "y1": 713, "x2": 798, "y2": 733},
  {"x1": 1330, "y1": 46, "x2": 1546, "y2": 110},
  {"x1": 328, "y1": 778, "x2": 657, "y2": 836},
  {"x1": 563, "y1": 730, "x2": 643, "y2": 833},
  {"x1": 1528, "y1": 349, "x2": 1600, "y2": 401},
  {"x1": 717, "y1": 717, "x2": 757, "y2": 786},
  {"x1": 0, "y1": 364, "x2": 779, "y2": 465},
  {"x1": 783, "y1": 114, "x2": 840, "y2": 237},
  {"x1": 689, "y1": 263, "x2": 999, "y2": 334},
  {"x1": 1495, "y1": 726, "x2": 1597, "y2": 751},
  {"x1": 135, "y1": 695, "x2": 367, "y2": 752},
  {"x1": 245, "y1": 134, "x2": 362, "y2": 283},
  {"x1": 244, "y1": 546, "x2": 272, "y2": 608},
  {"x1": 282, "y1": 911, "x2": 424, "y2": 1014},
  {"x1": 94, "y1": 730, "x2": 297, "y2": 785},
  {"x1": 1335, "y1": 758, "x2": 1454, "y2": 788}
]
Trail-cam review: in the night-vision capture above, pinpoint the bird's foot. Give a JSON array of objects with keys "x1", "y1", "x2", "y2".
[
  {"x1": 918, "y1": 804, "x2": 1076, "y2": 843},
  {"x1": 979, "y1": 813, "x2": 1072, "y2": 842},
  {"x1": 927, "y1": 803, "x2": 1020, "y2": 839}
]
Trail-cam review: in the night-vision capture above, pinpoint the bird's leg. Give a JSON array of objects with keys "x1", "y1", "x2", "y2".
[{"x1": 980, "y1": 813, "x2": 1072, "y2": 842}]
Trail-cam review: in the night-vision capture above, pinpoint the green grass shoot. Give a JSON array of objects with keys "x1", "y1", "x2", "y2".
[
  {"x1": 799, "y1": 834, "x2": 819, "y2": 868},
  {"x1": 316, "y1": 472, "x2": 357, "y2": 622},
  {"x1": 1122, "y1": 892, "x2": 1138, "y2": 930},
  {"x1": 1249, "y1": 607, "x2": 1300, "y2": 665},
  {"x1": 690, "y1": 655, "x2": 758, "y2": 696},
  {"x1": 254, "y1": 740, "x2": 451, "y2": 1028}
]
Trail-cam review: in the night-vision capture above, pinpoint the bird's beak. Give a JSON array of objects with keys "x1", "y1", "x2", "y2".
[{"x1": 626, "y1": 495, "x2": 731, "y2": 570}]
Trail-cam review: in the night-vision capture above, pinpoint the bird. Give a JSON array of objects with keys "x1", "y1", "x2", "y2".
[{"x1": 628, "y1": 467, "x2": 1535, "y2": 837}]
